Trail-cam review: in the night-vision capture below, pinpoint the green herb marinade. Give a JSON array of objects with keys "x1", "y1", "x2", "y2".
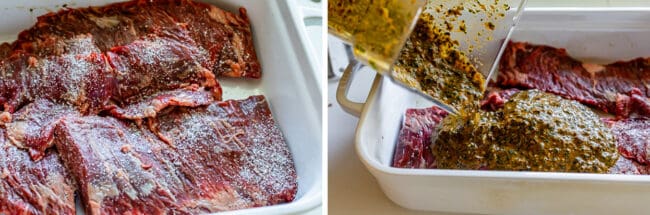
[{"x1": 432, "y1": 90, "x2": 619, "y2": 173}]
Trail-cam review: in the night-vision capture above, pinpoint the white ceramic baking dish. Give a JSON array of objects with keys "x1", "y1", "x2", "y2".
[
  {"x1": 338, "y1": 7, "x2": 650, "y2": 215},
  {"x1": 0, "y1": 0, "x2": 322, "y2": 214}
]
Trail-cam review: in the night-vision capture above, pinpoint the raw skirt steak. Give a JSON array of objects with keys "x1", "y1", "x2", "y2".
[
  {"x1": 12, "y1": 0, "x2": 260, "y2": 79},
  {"x1": 496, "y1": 41, "x2": 650, "y2": 117},
  {"x1": 392, "y1": 106, "x2": 448, "y2": 169},
  {"x1": 4, "y1": 99, "x2": 78, "y2": 160},
  {"x1": 0, "y1": 32, "x2": 220, "y2": 117},
  {"x1": 54, "y1": 96, "x2": 296, "y2": 214},
  {"x1": 0, "y1": 45, "x2": 112, "y2": 114},
  {"x1": 1, "y1": 33, "x2": 221, "y2": 160},
  {"x1": 0, "y1": 129, "x2": 76, "y2": 215},
  {"x1": 609, "y1": 118, "x2": 650, "y2": 165}
]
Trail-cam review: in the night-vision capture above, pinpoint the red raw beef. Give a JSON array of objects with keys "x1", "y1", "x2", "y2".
[
  {"x1": 12, "y1": 0, "x2": 260, "y2": 79},
  {"x1": 609, "y1": 118, "x2": 650, "y2": 165},
  {"x1": 0, "y1": 32, "x2": 220, "y2": 115},
  {"x1": 1, "y1": 34, "x2": 221, "y2": 160},
  {"x1": 54, "y1": 96, "x2": 296, "y2": 214},
  {"x1": 0, "y1": 45, "x2": 112, "y2": 114},
  {"x1": 0, "y1": 129, "x2": 76, "y2": 215},
  {"x1": 4, "y1": 99, "x2": 78, "y2": 160},
  {"x1": 392, "y1": 106, "x2": 449, "y2": 168},
  {"x1": 496, "y1": 41, "x2": 650, "y2": 117}
]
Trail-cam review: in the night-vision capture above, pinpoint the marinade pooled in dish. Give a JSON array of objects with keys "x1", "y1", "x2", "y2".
[{"x1": 432, "y1": 90, "x2": 619, "y2": 173}]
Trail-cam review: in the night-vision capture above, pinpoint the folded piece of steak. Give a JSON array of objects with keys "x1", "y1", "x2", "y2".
[
  {"x1": 496, "y1": 41, "x2": 650, "y2": 117},
  {"x1": 54, "y1": 96, "x2": 296, "y2": 214},
  {"x1": 393, "y1": 106, "x2": 448, "y2": 169},
  {"x1": 4, "y1": 99, "x2": 78, "y2": 160},
  {"x1": 104, "y1": 32, "x2": 221, "y2": 119},
  {"x1": 612, "y1": 88, "x2": 650, "y2": 118},
  {"x1": 13, "y1": 0, "x2": 260, "y2": 78},
  {"x1": 0, "y1": 129, "x2": 76, "y2": 215},
  {"x1": 106, "y1": 31, "x2": 219, "y2": 103},
  {"x1": 107, "y1": 88, "x2": 215, "y2": 120}
]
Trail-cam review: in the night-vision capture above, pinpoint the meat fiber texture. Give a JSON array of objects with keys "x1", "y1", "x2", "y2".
[
  {"x1": 54, "y1": 96, "x2": 296, "y2": 214},
  {"x1": 496, "y1": 41, "x2": 650, "y2": 118},
  {"x1": 0, "y1": 32, "x2": 220, "y2": 116},
  {"x1": 11, "y1": 0, "x2": 260, "y2": 79},
  {"x1": 0, "y1": 0, "x2": 268, "y2": 160},
  {"x1": 0, "y1": 129, "x2": 76, "y2": 215},
  {"x1": 607, "y1": 118, "x2": 650, "y2": 169},
  {"x1": 392, "y1": 106, "x2": 448, "y2": 168},
  {"x1": 393, "y1": 90, "x2": 650, "y2": 174},
  {"x1": 1, "y1": 33, "x2": 220, "y2": 160}
]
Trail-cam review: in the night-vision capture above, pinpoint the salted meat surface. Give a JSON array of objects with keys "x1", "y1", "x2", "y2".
[
  {"x1": 54, "y1": 95, "x2": 296, "y2": 214},
  {"x1": 394, "y1": 96, "x2": 650, "y2": 174},
  {"x1": 105, "y1": 31, "x2": 220, "y2": 105},
  {"x1": 496, "y1": 41, "x2": 650, "y2": 117},
  {"x1": 0, "y1": 33, "x2": 220, "y2": 115},
  {"x1": 12, "y1": 0, "x2": 260, "y2": 78},
  {"x1": 152, "y1": 95, "x2": 296, "y2": 205},
  {"x1": 609, "y1": 118, "x2": 650, "y2": 165},
  {"x1": 4, "y1": 99, "x2": 78, "y2": 160},
  {"x1": 1, "y1": 33, "x2": 221, "y2": 159},
  {"x1": 0, "y1": 44, "x2": 112, "y2": 114},
  {"x1": 608, "y1": 156, "x2": 650, "y2": 175},
  {"x1": 0, "y1": 129, "x2": 76, "y2": 215},
  {"x1": 392, "y1": 106, "x2": 448, "y2": 168}
]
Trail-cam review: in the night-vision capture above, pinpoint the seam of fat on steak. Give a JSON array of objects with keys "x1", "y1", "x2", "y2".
[
  {"x1": 11, "y1": 0, "x2": 260, "y2": 79},
  {"x1": 53, "y1": 95, "x2": 296, "y2": 214},
  {"x1": 496, "y1": 41, "x2": 650, "y2": 117},
  {"x1": 0, "y1": 128, "x2": 76, "y2": 215}
]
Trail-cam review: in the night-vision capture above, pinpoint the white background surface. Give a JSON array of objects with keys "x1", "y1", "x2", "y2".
[
  {"x1": 298, "y1": 0, "x2": 323, "y2": 214},
  {"x1": 327, "y1": 1, "x2": 650, "y2": 215}
]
